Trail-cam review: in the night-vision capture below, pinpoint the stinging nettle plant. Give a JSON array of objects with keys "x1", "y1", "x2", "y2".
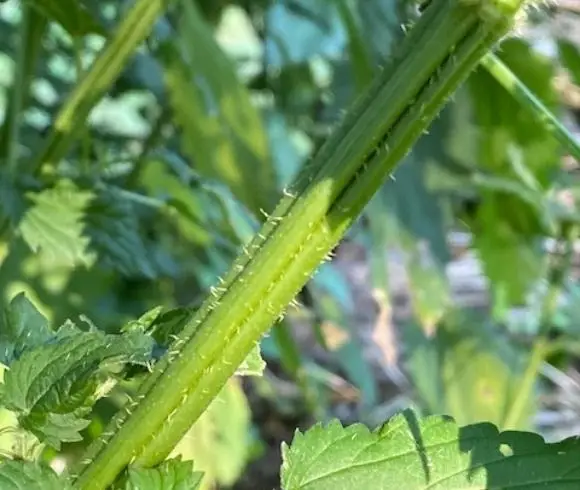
[{"x1": 3, "y1": 0, "x2": 580, "y2": 488}]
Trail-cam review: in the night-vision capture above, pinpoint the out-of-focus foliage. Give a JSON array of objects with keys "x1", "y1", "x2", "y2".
[{"x1": 0, "y1": 0, "x2": 580, "y2": 487}]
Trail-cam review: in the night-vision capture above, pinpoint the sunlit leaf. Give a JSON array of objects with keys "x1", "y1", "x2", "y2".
[
  {"x1": 404, "y1": 312, "x2": 534, "y2": 430},
  {"x1": 282, "y1": 409, "x2": 580, "y2": 490},
  {"x1": 162, "y1": 0, "x2": 276, "y2": 216},
  {"x1": 1, "y1": 316, "x2": 154, "y2": 448},
  {"x1": 18, "y1": 181, "x2": 92, "y2": 268},
  {"x1": 0, "y1": 460, "x2": 71, "y2": 490},
  {"x1": 125, "y1": 459, "x2": 203, "y2": 490}
]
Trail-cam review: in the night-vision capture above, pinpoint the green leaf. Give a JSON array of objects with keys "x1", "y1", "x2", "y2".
[
  {"x1": 22, "y1": 412, "x2": 92, "y2": 448},
  {"x1": 235, "y1": 344, "x2": 266, "y2": 377},
  {"x1": 83, "y1": 188, "x2": 157, "y2": 278},
  {"x1": 404, "y1": 313, "x2": 534, "y2": 430},
  {"x1": 170, "y1": 379, "x2": 250, "y2": 489},
  {"x1": 558, "y1": 38, "x2": 580, "y2": 86},
  {"x1": 18, "y1": 181, "x2": 92, "y2": 268},
  {"x1": 466, "y1": 39, "x2": 561, "y2": 304},
  {"x1": 125, "y1": 459, "x2": 203, "y2": 490},
  {"x1": 0, "y1": 293, "x2": 52, "y2": 366},
  {"x1": 162, "y1": 0, "x2": 276, "y2": 216},
  {"x1": 1, "y1": 321, "x2": 154, "y2": 448},
  {"x1": 281, "y1": 409, "x2": 580, "y2": 490},
  {"x1": 25, "y1": 0, "x2": 105, "y2": 37},
  {"x1": 0, "y1": 460, "x2": 71, "y2": 489}
]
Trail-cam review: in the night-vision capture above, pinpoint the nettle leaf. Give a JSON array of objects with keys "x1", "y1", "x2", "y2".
[
  {"x1": 18, "y1": 181, "x2": 93, "y2": 268},
  {"x1": 162, "y1": 0, "x2": 276, "y2": 216},
  {"x1": 281, "y1": 409, "x2": 580, "y2": 490},
  {"x1": 1, "y1": 321, "x2": 154, "y2": 448},
  {"x1": 125, "y1": 459, "x2": 203, "y2": 490},
  {"x1": 0, "y1": 459, "x2": 71, "y2": 490},
  {"x1": 25, "y1": 0, "x2": 105, "y2": 37},
  {"x1": 83, "y1": 188, "x2": 157, "y2": 278},
  {"x1": 12, "y1": 181, "x2": 159, "y2": 277},
  {"x1": 0, "y1": 293, "x2": 52, "y2": 366},
  {"x1": 22, "y1": 412, "x2": 93, "y2": 448}
]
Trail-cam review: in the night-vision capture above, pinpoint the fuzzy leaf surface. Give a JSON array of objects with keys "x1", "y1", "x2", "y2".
[
  {"x1": 0, "y1": 460, "x2": 71, "y2": 490},
  {"x1": 125, "y1": 459, "x2": 203, "y2": 490},
  {"x1": 281, "y1": 410, "x2": 580, "y2": 489},
  {"x1": 1, "y1": 320, "x2": 154, "y2": 448},
  {"x1": 18, "y1": 181, "x2": 92, "y2": 267}
]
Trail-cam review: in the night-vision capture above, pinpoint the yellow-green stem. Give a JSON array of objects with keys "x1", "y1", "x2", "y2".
[{"x1": 73, "y1": 1, "x2": 525, "y2": 488}]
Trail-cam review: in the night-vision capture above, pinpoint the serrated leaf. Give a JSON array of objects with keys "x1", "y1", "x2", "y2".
[
  {"x1": 26, "y1": 0, "x2": 105, "y2": 37},
  {"x1": 161, "y1": 0, "x2": 276, "y2": 216},
  {"x1": 0, "y1": 460, "x2": 71, "y2": 490},
  {"x1": 20, "y1": 411, "x2": 90, "y2": 448},
  {"x1": 125, "y1": 459, "x2": 203, "y2": 490},
  {"x1": 1, "y1": 322, "x2": 154, "y2": 448},
  {"x1": 18, "y1": 181, "x2": 92, "y2": 268},
  {"x1": 0, "y1": 293, "x2": 52, "y2": 366},
  {"x1": 171, "y1": 379, "x2": 250, "y2": 489},
  {"x1": 281, "y1": 409, "x2": 580, "y2": 490},
  {"x1": 83, "y1": 188, "x2": 157, "y2": 278}
]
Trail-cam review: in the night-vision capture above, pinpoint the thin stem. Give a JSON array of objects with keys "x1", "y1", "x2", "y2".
[
  {"x1": 503, "y1": 337, "x2": 549, "y2": 430},
  {"x1": 503, "y1": 225, "x2": 579, "y2": 429},
  {"x1": 72, "y1": 36, "x2": 92, "y2": 173},
  {"x1": 4, "y1": 5, "x2": 30, "y2": 174},
  {"x1": 30, "y1": 0, "x2": 170, "y2": 176},
  {"x1": 481, "y1": 53, "x2": 580, "y2": 162}
]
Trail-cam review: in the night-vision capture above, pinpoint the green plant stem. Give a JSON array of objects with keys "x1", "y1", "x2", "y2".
[
  {"x1": 0, "y1": 8, "x2": 47, "y2": 172},
  {"x1": 481, "y1": 53, "x2": 580, "y2": 162},
  {"x1": 30, "y1": 0, "x2": 169, "y2": 176},
  {"x1": 503, "y1": 225, "x2": 579, "y2": 429},
  {"x1": 73, "y1": 2, "x2": 524, "y2": 489},
  {"x1": 503, "y1": 337, "x2": 549, "y2": 430},
  {"x1": 0, "y1": 9, "x2": 47, "y2": 242}
]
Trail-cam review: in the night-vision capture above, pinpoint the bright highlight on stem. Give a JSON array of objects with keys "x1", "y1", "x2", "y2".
[{"x1": 72, "y1": 1, "x2": 528, "y2": 489}]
